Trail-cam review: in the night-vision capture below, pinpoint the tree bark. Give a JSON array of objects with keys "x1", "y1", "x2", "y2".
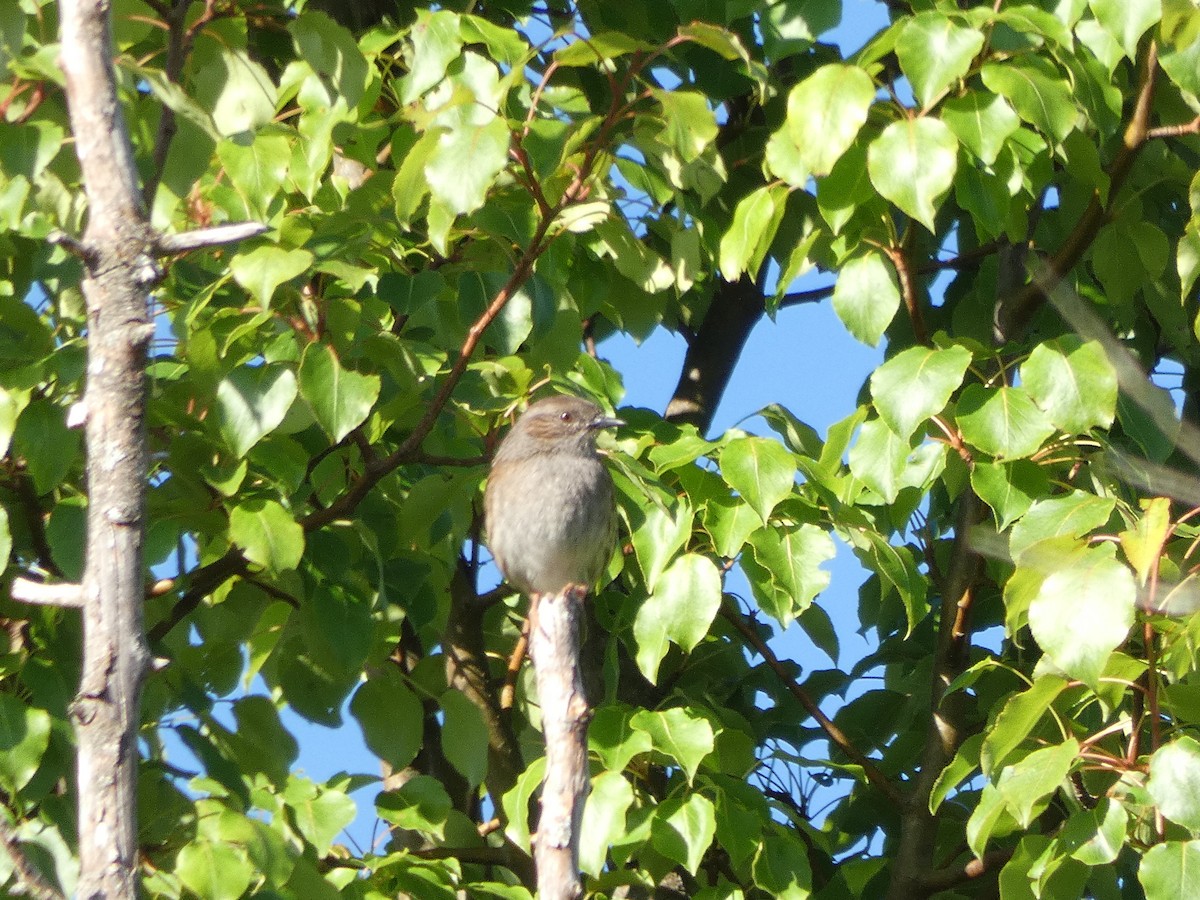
[
  {"x1": 665, "y1": 277, "x2": 764, "y2": 434},
  {"x1": 529, "y1": 587, "x2": 591, "y2": 900},
  {"x1": 59, "y1": 2, "x2": 154, "y2": 896}
]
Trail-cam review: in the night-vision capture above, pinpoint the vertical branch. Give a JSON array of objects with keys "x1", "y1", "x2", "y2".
[
  {"x1": 58, "y1": 1, "x2": 154, "y2": 896},
  {"x1": 529, "y1": 586, "x2": 591, "y2": 900},
  {"x1": 887, "y1": 491, "x2": 985, "y2": 900}
]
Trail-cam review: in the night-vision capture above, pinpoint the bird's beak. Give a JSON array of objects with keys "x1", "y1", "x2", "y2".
[{"x1": 590, "y1": 415, "x2": 624, "y2": 431}]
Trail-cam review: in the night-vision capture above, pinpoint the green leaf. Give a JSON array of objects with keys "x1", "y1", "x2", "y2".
[
  {"x1": 652, "y1": 89, "x2": 719, "y2": 163},
  {"x1": 753, "y1": 829, "x2": 814, "y2": 899},
  {"x1": 852, "y1": 530, "x2": 928, "y2": 634},
  {"x1": 651, "y1": 794, "x2": 716, "y2": 875},
  {"x1": 229, "y1": 498, "x2": 305, "y2": 572},
  {"x1": 870, "y1": 344, "x2": 973, "y2": 440},
  {"x1": 931, "y1": 732, "x2": 984, "y2": 813},
  {"x1": 378, "y1": 775, "x2": 452, "y2": 839},
  {"x1": 1028, "y1": 550, "x2": 1135, "y2": 689},
  {"x1": 400, "y1": 9, "x2": 464, "y2": 102},
  {"x1": 631, "y1": 707, "x2": 715, "y2": 783},
  {"x1": 425, "y1": 115, "x2": 510, "y2": 217},
  {"x1": 1121, "y1": 497, "x2": 1172, "y2": 586},
  {"x1": 971, "y1": 460, "x2": 1048, "y2": 530},
  {"x1": 0, "y1": 506, "x2": 9, "y2": 578},
  {"x1": 191, "y1": 45, "x2": 276, "y2": 136},
  {"x1": 13, "y1": 400, "x2": 80, "y2": 494},
  {"x1": 350, "y1": 671, "x2": 424, "y2": 771},
  {"x1": 215, "y1": 364, "x2": 298, "y2": 458},
  {"x1": 216, "y1": 130, "x2": 290, "y2": 219},
  {"x1": 0, "y1": 694, "x2": 52, "y2": 794},
  {"x1": 1149, "y1": 736, "x2": 1200, "y2": 830},
  {"x1": 175, "y1": 840, "x2": 253, "y2": 900},
  {"x1": 743, "y1": 523, "x2": 835, "y2": 627},
  {"x1": 996, "y1": 739, "x2": 1078, "y2": 827},
  {"x1": 782, "y1": 63, "x2": 875, "y2": 176},
  {"x1": 633, "y1": 553, "x2": 723, "y2": 684},
  {"x1": 719, "y1": 185, "x2": 787, "y2": 281},
  {"x1": 286, "y1": 779, "x2": 356, "y2": 854},
  {"x1": 393, "y1": 130, "x2": 439, "y2": 226},
  {"x1": 624, "y1": 493, "x2": 692, "y2": 593},
  {"x1": 720, "y1": 435, "x2": 796, "y2": 524},
  {"x1": 847, "y1": 417, "x2": 912, "y2": 503},
  {"x1": 1089, "y1": 0, "x2": 1161, "y2": 59},
  {"x1": 441, "y1": 689, "x2": 488, "y2": 787},
  {"x1": 579, "y1": 771, "x2": 634, "y2": 877},
  {"x1": 1021, "y1": 337, "x2": 1117, "y2": 434},
  {"x1": 832, "y1": 251, "x2": 901, "y2": 346},
  {"x1": 0, "y1": 385, "x2": 27, "y2": 457},
  {"x1": 867, "y1": 117, "x2": 958, "y2": 232},
  {"x1": 956, "y1": 384, "x2": 1055, "y2": 460},
  {"x1": 589, "y1": 705, "x2": 653, "y2": 773},
  {"x1": 981, "y1": 57, "x2": 1078, "y2": 143},
  {"x1": 298, "y1": 343, "x2": 380, "y2": 443},
  {"x1": 230, "y1": 246, "x2": 313, "y2": 307},
  {"x1": 981, "y1": 676, "x2": 1068, "y2": 775},
  {"x1": 940, "y1": 92, "x2": 1021, "y2": 166},
  {"x1": 1061, "y1": 799, "x2": 1128, "y2": 866},
  {"x1": 895, "y1": 13, "x2": 985, "y2": 108},
  {"x1": 1140, "y1": 841, "x2": 1200, "y2": 900},
  {"x1": 1009, "y1": 492, "x2": 1116, "y2": 560}
]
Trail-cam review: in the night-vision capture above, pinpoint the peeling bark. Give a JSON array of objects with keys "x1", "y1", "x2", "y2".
[
  {"x1": 529, "y1": 586, "x2": 591, "y2": 900},
  {"x1": 58, "y1": 2, "x2": 154, "y2": 896}
]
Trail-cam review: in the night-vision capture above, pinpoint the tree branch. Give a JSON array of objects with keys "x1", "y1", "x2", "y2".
[
  {"x1": 11, "y1": 578, "x2": 84, "y2": 607},
  {"x1": 0, "y1": 816, "x2": 67, "y2": 900},
  {"x1": 996, "y1": 41, "x2": 1159, "y2": 340},
  {"x1": 154, "y1": 222, "x2": 269, "y2": 254},
  {"x1": 59, "y1": 1, "x2": 156, "y2": 896},
  {"x1": 665, "y1": 277, "x2": 765, "y2": 433},
  {"x1": 883, "y1": 231, "x2": 928, "y2": 345},
  {"x1": 719, "y1": 600, "x2": 904, "y2": 806},
  {"x1": 885, "y1": 491, "x2": 986, "y2": 900},
  {"x1": 920, "y1": 848, "x2": 1013, "y2": 894},
  {"x1": 529, "y1": 585, "x2": 591, "y2": 900}
]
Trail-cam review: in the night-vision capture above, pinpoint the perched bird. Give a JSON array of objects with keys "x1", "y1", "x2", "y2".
[{"x1": 484, "y1": 395, "x2": 622, "y2": 597}]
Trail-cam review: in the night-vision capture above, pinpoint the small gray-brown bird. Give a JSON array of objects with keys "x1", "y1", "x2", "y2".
[{"x1": 484, "y1": 395, "x2": 622, "y2": 597}]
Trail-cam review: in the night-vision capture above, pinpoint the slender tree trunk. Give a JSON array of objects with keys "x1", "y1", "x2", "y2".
[
  {"x1": 529, "y1": 587, "x2": 591, "y2": 900},
  {"x1": 59, "y1": 2, "x2": 154, "y2": 895}
]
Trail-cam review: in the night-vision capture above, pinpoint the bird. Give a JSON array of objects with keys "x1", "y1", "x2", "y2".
[{"x1": 484, "y1": 395, "x2": 622, "y2": 599}]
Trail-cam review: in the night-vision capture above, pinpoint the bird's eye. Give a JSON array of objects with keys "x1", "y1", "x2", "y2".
[{"x1": 559, "y1": 412, "x2": 573, "y2": 422}]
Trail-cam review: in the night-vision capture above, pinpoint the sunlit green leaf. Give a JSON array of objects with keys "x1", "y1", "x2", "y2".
[
  {"x1": 229, "y1": 498, "x2": 305, "y2": 572},
  {"x1": 298, "y1": 343, "x2": 380, "y2": 443},
  {"x1": 633, "y1": 553, "x2": 722, "y2": 684},
  {"x1": 720, "y1": 435, "x2": 796, "y2": 524},
  {"x1": 832, "y1": 251, "x2": 901, "y2": 346},
  {"x1": 1021, "y1": 337, "x2": 1117, "y2": 434},
  {"x1": 896, "y1": 13, "x2": 985, "y2": 108},
  {"x1": 870, "y1": 344, "x2": 973, "y2": 440},
  {"x1": 1149, "y1": 736, "x2": 1200, "y2": 830},
  {"x1": 867, "y1": 117, "x2": 958, "y2": 231},
  {"x1": 1028, "y1": 550, "x2": 1135, "y2": 689},
  {"x1": 956, "y1": 384, "x2": 1055, "y2": 460},
  {"x1": 781, "y1": 63, "x2": 875, "y2": 176},
  {"x1": 743, "y1": 522, "x2": 835, "y2": 627}
]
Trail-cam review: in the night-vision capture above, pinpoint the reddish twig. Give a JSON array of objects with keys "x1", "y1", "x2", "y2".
[{"x1": 719, "y1": 600, "x2": 903, "y2": 805}]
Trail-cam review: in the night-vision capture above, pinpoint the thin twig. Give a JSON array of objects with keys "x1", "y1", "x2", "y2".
[
  {"x1": 0, "y1": 816, "x2": 67, "y2": 900},
  {"x1": 1146, "y1": 114, "x2": 1200, "y2": 139},
  {"x1": 154, "y1": 221, "x2": 268, "y2": 254},
  {"x1": 719, "y1": 600, "x2": 904, "y2": 805},
  {"x1": 11, "y1": 578, "x2": 84, "y2": 607}
]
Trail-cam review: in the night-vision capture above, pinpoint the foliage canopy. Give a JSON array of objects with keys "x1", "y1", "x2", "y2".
[{"x1": 2, "y1": 0, "x2": 1200, "y2": 897}]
